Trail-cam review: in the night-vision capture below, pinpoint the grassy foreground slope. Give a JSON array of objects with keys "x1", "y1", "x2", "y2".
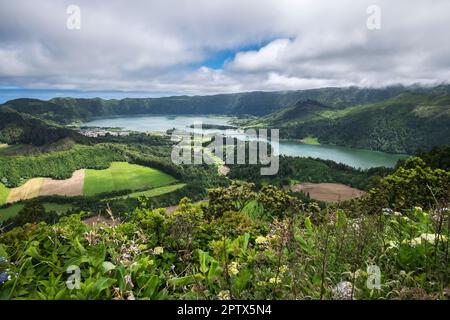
[{"x1": 84, "y1": 162, "x2": 177, "y2": 196}]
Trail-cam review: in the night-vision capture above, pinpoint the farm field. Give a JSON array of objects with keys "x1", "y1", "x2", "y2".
[
  {"x1": 290, "y1": 182, "x2": 365, "y2": 202},
  {"x1": 0, "y1": 162, "x2": 177, "y2": 205},
  {"x1": 7, "y1": 178, "x2": 44, "y2": 203},
  {"x1": 40, "y1": 169, "x2": 85, "y2": 197},
  {"x1": 84, "y1": 162, "x2": 177, "y2": 196},
  {"x1": 109, "y1": 183, "x2": 186, "y2": 200},
  {"x1": 0, "y1": 183, "x2": 9, "y2": 204}
]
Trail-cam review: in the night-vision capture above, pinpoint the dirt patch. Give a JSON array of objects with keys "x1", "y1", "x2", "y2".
[
  {"x1": 290, "y1": 183, "x2": 365, "y2": 203},
  {"x1": 40, "y1": 169, "x2": 85, "y2": 197},
  {"x1": 7, "y1": 178, "x2": 44, "y2": 203}
]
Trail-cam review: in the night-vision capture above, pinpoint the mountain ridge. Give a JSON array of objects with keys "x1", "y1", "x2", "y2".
[{"x1": 4, "y1": 85, "x2": 450, "y2": 124}]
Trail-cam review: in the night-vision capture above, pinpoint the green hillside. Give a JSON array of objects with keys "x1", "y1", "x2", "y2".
[
  {"x1": 84, "y1": 162, "x2": 177, "y2": 196},
  {"x1": 255, "y1": 92, "x2": 450, "y2": 154},
  {"x1": 4, "y1": 85, "x2": 447, "y2": 123},
  {"x1": 0, "y1": 107, "x2": 86, "y2": 146}
]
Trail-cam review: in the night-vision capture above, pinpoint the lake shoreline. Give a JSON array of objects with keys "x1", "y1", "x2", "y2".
[{"x1": 80, "y1": 114, "x2": 408, "y2": 169}]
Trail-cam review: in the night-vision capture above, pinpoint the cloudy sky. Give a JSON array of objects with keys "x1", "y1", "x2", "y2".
[{"x1": 0, "y1": 0, "x2": 449, "y2": 100}]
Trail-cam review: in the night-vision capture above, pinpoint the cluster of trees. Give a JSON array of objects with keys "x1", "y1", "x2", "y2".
[
  {"x1": 0, "y1": 144, "x2": 125, "y2": 187},
  {"x1": 228, "y1": 156, "x2": 392, "y2": 191}
]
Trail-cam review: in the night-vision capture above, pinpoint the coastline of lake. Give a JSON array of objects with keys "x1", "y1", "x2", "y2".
[{"x1": 81, "y1": 114, "x2": 409, "y2": 169}]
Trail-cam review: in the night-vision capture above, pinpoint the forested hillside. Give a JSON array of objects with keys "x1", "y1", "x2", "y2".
[
  {"x1": 0, "y1": 107, "x2": 85, "y2": 146},
  {"x1": 2, "y1": 85, "x2": 449, "y2": 154},
  {"x1": 4, "y1": 85, "x2": 447, "y2": 123},
  {"x1": 252, "y1": 92, "x2": 450, "y2": 154}
]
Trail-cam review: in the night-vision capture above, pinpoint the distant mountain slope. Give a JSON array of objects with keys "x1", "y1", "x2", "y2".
[
  {"x1": 3, "y1": 85, "x2": 439, "y2": 124},
  {"x1": 2, "y1": 85, "x2": 449, "y2": 153},
  {"x1": 271, "y1": 92, "x2": 450, "y2": 154},
  {"x1": 246, "y1": 99, "x2": 332, "y2": 127},
  {"x1": 0, "y1": 106, "x2": 85, "y2": 146}
]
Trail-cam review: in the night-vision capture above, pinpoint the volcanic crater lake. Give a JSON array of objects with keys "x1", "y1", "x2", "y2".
[{"x1": 81, "y1": 115, "x2": 408, "y2": 169}]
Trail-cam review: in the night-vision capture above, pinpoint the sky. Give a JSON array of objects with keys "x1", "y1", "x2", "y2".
[{"x1": 0, "y1": 0, "x2": 449, "y2": 101}]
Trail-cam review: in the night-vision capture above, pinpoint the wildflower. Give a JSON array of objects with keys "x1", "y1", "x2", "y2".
[
  {"x1": 268, "y1": 234, "x2": 280, "y2": 243},
  {"x1": 414, "y1": 206, "x2": 422, "y2": 212},
  {"x1": 255, "y1": 236, "x2": 268, "y2": 245},
  {"x1": 269, "y1": 277, "x2": 281, "y2": 284},
  {"x1": 127, "y1": 290, "x2": 136, "y2": 300},
  {"x1": 124, "y1": 274, "x2": 134, "y2": 288},
  {"x1": 279, "y1": 265, "x2": 289, "y2": 274},
  {"x1": 228, "y1": 262, "x2": 239, "y2": 276},
  {"x1": 382, "y1": 208, "x2": 393, "y2": 215},
  {"x1": 409, "y1": 233, "x2": 448, "y2": 246},
  {"x1": 333, "y1": 281, "x2": 354, "y2": 300},
  {"x1": 257, "y1": 281, "x2": 266, "y2": 287},
  {"x1": 401, "y1": 216, "x2": 410, "y2": 222},
  {"x1": 332, "y1": 281, "x2": 354, "y2": 300},
  {"x1": 0, "y1": 272, "x2": 9, "y2": 284},
  {"x1": 394, "y1": 211, "x2": 402, "y2": 217},
  {"x1": 354, "y1": 269, "x2": 367, "y2": 278},
  {"x1": 153, "y1": 246, "x2": 164, "y2": 255},
  {"x1": 351, "y1": 221, "x2": 361, "y2": 231},
  {"x1": 218, "y1": 290, "x2": 231, "y2": 300},
  {"x1": 386, "y1": 241, "x2": 398, "y2": 250}
]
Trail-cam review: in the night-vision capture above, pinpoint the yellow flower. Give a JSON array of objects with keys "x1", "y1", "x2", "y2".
[
  {"x1": 228, "y1": 262, "x2": 239, "y2": 276},
  {"x1": 153, "y1": 246, "x2": 164, "y2": 255},
  {"x1": 255, "y1": 236, "x2": 268, "y2": 245},
  {"x1": 218, "y1": 290, "x2": 231, "y2": 300},
  {"x1": 279, "y1": 265, "x2": 289, "y2": 274},
  {"x1": 414, "y1": 233, "x2": 447, "y2": 245},
  {"x1": 269, "y1": 277, "x2": 281, "y2": 284},
  {"x1": 257, "y1": 281, "x2": 266, "y2": 287}
]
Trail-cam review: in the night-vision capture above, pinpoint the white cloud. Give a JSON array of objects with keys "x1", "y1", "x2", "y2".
[
  {"x1": 228, "y1": 39, "x2": 291, "y2": 73},
  {"x1": 0, "y1": 0, "x2": 449, "y2": 94}
]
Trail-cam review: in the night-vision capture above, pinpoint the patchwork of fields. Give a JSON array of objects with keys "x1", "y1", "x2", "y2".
[{"x1": 0, "y1": 162, "x2": 178, "y2": 205}]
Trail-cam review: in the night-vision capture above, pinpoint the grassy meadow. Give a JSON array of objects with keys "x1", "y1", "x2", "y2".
[
  {"x1": 0, "y1": 183, "x2": 9, "y2": 205},
  {"x1": 83, "y1": 162, "x2": 177, "y2": 196},
  {"x1": 110, "y1": 183, "x2": 186, "y2": 200}
]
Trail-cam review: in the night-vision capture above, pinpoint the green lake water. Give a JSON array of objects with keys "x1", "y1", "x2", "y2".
[{"x1": 82, "y1": 115, "x2": 408, "y2": 169}]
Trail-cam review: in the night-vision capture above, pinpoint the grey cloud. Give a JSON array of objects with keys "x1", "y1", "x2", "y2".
[{"x1": 0, "y1": 0, "x2": 449, "y2": 94}]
